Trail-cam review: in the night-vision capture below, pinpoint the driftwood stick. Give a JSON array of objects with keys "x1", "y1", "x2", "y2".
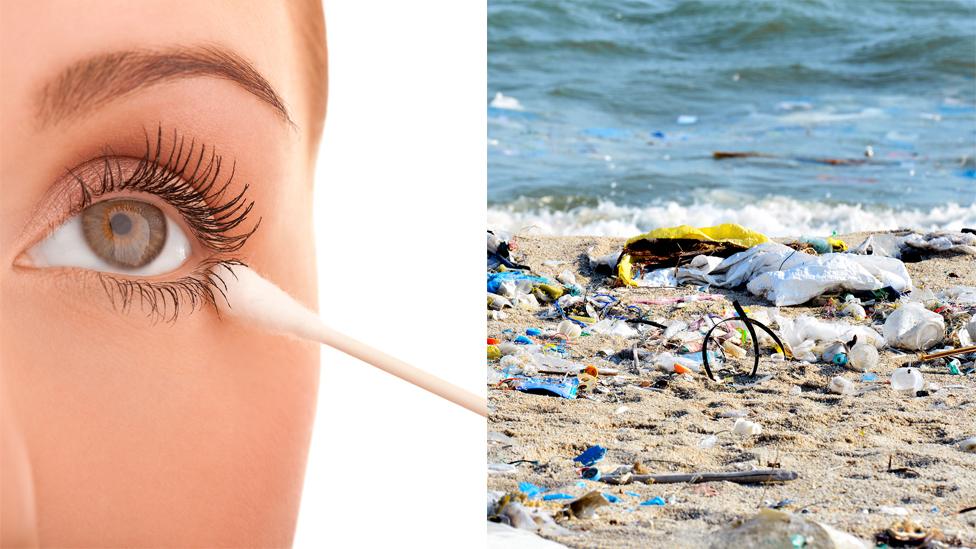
[
  {"x1": 919, "y1": 346, "x2": 976, "y2": 361},
  {"x1": 602, "y1": 469, "x2": 798, "y2": 486}
]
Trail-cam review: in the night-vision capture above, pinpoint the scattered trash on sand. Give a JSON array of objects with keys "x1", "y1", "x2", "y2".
[{"x1": 487, "y1": 229, "x2": 976, "y2": 545}]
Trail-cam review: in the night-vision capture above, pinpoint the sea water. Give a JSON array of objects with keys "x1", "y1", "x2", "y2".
[{"x1": 488, "y1": 0, "x2": 976, "y2": 236}]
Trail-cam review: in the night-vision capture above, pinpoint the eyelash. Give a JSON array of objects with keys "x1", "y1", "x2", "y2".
[{"x1": 65, "y1": 125, "x2": 260, "y2": 322}]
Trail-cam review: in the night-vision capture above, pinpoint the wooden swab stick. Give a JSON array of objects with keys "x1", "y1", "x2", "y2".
[
  {"x1": 213, "y1": 264, "x2": 487, "y2": 417},
  {"x1": 919, "y1": 346, "x2": 976, "y2": 361}
]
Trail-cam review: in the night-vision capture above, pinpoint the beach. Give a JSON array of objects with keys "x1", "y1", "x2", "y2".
[{"x1": 487, "y1": 232, "x2": 976, "y2": 548}]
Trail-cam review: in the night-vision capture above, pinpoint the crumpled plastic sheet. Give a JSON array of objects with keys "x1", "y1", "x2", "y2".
[
  {"x1": 773, "y1": 313, "x2": 885, "y2": 362},
  {"x1": 636, "y1": 242, "x2": 913, "y2": 306},
  {"x1": 853, "y1": 230, "x2": 976, "y2": 259}
]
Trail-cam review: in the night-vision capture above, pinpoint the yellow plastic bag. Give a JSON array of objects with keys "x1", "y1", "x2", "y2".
[
  {"x1": 617, "y1": 253, "x2": 637, "y2": 287},
  {"x1": 626, "y1": 223, "x2": 768, "y2": 249}
]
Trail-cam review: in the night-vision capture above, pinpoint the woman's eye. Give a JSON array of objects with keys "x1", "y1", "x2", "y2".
[{"x1": 26, "y1": 197, "x2": 192, "y2": 275}]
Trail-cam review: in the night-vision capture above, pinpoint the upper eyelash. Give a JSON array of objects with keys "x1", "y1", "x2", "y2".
[{"x1": 68, "y1": 124, "x2": 261, "y2": 253}]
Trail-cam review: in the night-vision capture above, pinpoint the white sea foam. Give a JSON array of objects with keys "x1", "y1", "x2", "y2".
[
  {"x1": 490, "y1": 92, "x2": 524, "y2": 111},
  {"x1": 487, "y1": 197, "x2": 976, "y2": 237}
]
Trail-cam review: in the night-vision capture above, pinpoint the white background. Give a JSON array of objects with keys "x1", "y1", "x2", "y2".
[{"x1": 294, "y1": 1, "x2": 486, "y2": 546}]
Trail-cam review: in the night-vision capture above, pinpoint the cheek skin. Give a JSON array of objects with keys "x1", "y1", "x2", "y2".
[{"x1": 0, "y1": 180, "x2": 319, "y2": 547}]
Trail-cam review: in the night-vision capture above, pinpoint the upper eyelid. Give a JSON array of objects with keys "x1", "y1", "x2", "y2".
[
  {"x1": 13, "y1": 126, "x2": 261, "y2": 260},
  {"x1": 67, "y1": 127, "x2": 261, "y2": 255}
]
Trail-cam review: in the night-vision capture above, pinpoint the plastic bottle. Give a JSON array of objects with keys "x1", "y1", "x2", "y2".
[
  {"x1": 847, "y1": 342, "x2": 878, "y2": 372},
  {"x1": 890, "y1": 367, "x2": 924, "y2": 393},
  {"x1": 800, "y1": 236, "x2": 831, "y2": 254}
]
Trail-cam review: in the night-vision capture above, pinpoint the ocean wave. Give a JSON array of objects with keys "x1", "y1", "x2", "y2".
[{"x1": 487, "y1": 198, "x2": 976, "y2": 237}]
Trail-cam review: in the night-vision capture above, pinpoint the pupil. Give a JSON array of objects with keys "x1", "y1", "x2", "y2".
[{"x1": 110, "y1": 213, "x2": 133, "y2": 235}]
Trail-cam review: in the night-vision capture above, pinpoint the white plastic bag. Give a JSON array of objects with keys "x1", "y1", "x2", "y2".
[{"x1": 882, "y1": 303, "x2": 945, "y2": 351}]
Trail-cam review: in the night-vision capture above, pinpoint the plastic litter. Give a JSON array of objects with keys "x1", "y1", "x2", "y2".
[
  {"x1": 733, "y1": 418, "x2": 763, "y2": 436},
  {"x1": 516, "y1": 377, "x2": 579, "y2": 399},
  {"x1": 840, "y1": 300, "x2": 866, "y2": 321},
  {"x1": 489, "y1": 463, "x2": 517, "y2": 475},
  {"x1": 890, "y1": 367, "x2": 924, "y2": 393},
  {"x1": 699, "y1": 434, "x2": 718, "y2": 449},
  {"x1": 853, "y1": 230, "x2": 976, "y2": 260},
  {"x1": 557, "y1": 319, "x2": 582, "y2": 339},
  {"x1": 861, "y1": 372, "x2": 878, "y2": 382},
  {"x1": 828, "y1": 376, "x2": 854, "y2": 395},
  {"x1": 487, "y1": 345, "x2": 502, "y2": 361},
  {"x1": 701, "y1": 301, "x2": 785, "y2": 381},
  {"x1": 518, "y1": 482, "x2": 543, "y2": 499},
  {"x1": 589, "y1": 318, "x2": 638, "y2": 338},
  {"x1": 709, "y1": 509, "x2": 867, "y2": 549},
  {"x1": 775, "y1": 314, "x2": 884, "y2": 363},
  {"x1": 882, "y1": 302, "x2": 945, "y2": 351},
  {"x1": 653, "y1": 352, "x2": 702, "y2": 374},
  {"x1": 848, "y1": 342, "x2": 878, "y2": 372},
  {"x1": 639, "y1": 496, "x2": 666, "y2": 506},
  {"x1": 541, "y1": 493, "x2": 575, "y2": 501},
  {"x1": 626, "y1": 241, "x2": 913, "y2": 305},
  {"x1": 581, "y1": 467, "x2": 601, "y2": 481},
  {"x1": 822, "y1": 341, "x2": 847, "y2": 364},
  {"x1": 573, "y1": 445, "x2": 607, "y2": 467}
]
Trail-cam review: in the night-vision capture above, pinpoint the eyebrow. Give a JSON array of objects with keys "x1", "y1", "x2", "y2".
[{"x1": 36, "y1": 45, "x2": 293, "y2": 128}]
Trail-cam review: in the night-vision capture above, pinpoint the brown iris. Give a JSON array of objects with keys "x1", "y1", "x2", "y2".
[{"x1": 81, "y1": 199, "x2": 167, "y2": 268}]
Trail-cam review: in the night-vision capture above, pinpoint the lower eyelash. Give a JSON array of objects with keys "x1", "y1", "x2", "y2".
[{"x1": 96, "y1": 258, "x2": 241, "y2": 323}]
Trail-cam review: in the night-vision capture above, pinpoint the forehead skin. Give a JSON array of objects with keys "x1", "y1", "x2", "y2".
[{"x1": 1, "y1": 1, "x2": 322, "y2": 547}]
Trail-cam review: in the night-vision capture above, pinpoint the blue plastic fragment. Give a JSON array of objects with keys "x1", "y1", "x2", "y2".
[
  {"x1": 573, "y1": 445, "x2": 607, "y2": 467},
  {"x1": 832, "y1": 353, "x2": 849, "y2": 366},
  {"x1": 514, "y1": 335, "x2": 533, "y2": 345},
  {"x1": 861, "y1": 372, "x2": 878, "y2": 382},
  {"x1": 652, "y1": 130, "x2": 666, "y2": 139},
  {"x1": 603, "y1": 493, "x2": 620, "y2": 503},
  {"x1": 542, "y1": 493, "x2": 575, "y2": 501},
  {"x1": 518, "y1": 482, "x2": 543, "y2": 499},
  {"x1": 576, "y1": 481, "x2": 586, "y2": 488},
  {"x1": 487, "y1": 271, "x2": 552, "y2": 294},
  {"x1": 625, "y1": 491, "x2": 641, "y2": 498},
  {"x1": 640, "y1": 496, "x2": 666, "y2": 506},
  {"x1": 680, "y1": 351, "x2": 718, "y2": 365},
  {"x1": 581, "y1": 467, "x2": 601, "y2": 481},
  {"x1": 526, "y1": 328, "x2": 543, "y2": 336},
  {"x1": 516, "y1": 377, "x2": 579, "y2": 399}
]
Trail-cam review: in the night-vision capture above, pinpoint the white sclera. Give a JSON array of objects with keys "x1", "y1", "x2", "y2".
[{"x1": 27, "y1": 213, "x2": 191, "y2": 276}]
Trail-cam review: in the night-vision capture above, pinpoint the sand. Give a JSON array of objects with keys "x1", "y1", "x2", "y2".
[{"x1": 487, "y1": 233, "x2": 976, "y2": 548}]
